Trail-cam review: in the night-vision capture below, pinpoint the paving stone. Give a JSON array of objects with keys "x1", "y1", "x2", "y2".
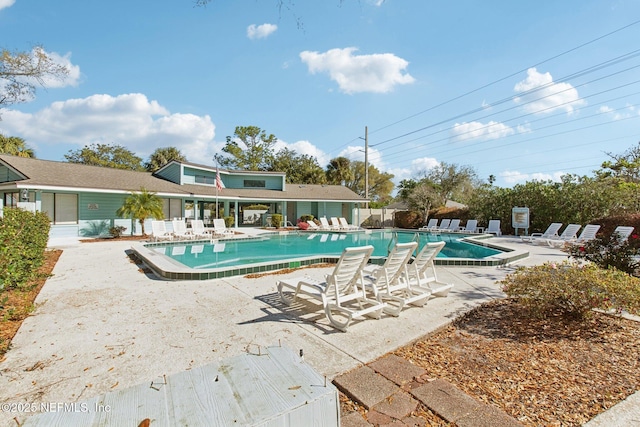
[
  {"x1": 373, "y1": 391, "x2": 419, "y2": 420},
  {"x1": 366, "y1": 409, "x2": 393, "y2": 425},
  {"x1": 340, "y1": 411, "x2": 372, "y2": 427},
  {"x1": 333, "y1": 365, "x2": 398, "y2": 409},
  {"x1": 456, "y1": 402, "x2": 523, "y2": 427},
  {"x1": 369, "y1": 354, "x2": 427, "y2": 387},
  {"x1": 410, "y1": 379, "x2": 482, "y2": 423},
  {"x1": 401, "y1": 415, "x2": 427, "y2": 426}
]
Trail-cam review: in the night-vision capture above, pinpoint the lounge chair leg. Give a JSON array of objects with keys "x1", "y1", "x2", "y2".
[{"x1": 324, "y1": 305, "x2": 351, "y2": 332}]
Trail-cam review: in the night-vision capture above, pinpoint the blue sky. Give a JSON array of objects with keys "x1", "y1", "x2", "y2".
[{"x1": 2, "y1": 0, "x2": 640, "y2": 189}]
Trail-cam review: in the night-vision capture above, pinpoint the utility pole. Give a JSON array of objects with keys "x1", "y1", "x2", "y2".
[{"x1": 364, "y1": 125, "x2": 369, "y2": 205}]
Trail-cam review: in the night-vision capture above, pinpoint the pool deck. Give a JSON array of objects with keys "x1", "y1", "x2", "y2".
[{"x1": 1, "y1": 231, "x2": 637, "y2": 425}]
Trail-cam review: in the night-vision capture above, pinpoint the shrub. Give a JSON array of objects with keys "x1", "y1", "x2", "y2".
[
  {"x1": 224, "y1": 216, "x2": 234, "y2": 228},
  {"x1": 567, "y1": 232, "x2": 640, "y2": 277},
  {"x1": 0, "y1": 208, "x2": 51, "y2": 291},
  {"x1": 500, "y1": 261, "x2": 640, "y2": 320},
  {"x1": 299, "y1": 214, "x2": 314, "y2": 223},
  {"x1": 271, "y1": 213, "x2": 282, "y2": 228},
  {"x1": 109, "y1": 225, "x2": 127, "y2": 238}
]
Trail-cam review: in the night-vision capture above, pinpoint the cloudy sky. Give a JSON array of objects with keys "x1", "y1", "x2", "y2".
[{"x1": 2, "y1": 0, "x2": 640, "y2": 188}]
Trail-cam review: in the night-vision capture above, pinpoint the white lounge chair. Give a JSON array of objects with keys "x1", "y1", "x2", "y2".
[
  {"x1": 420, "y1": 218, "x2": 439, "y2": 231},
  {"x1": 436, "y1": 219, "x2": 451, "y2": 231},
  {"x1": 306, "y1": 220, "x2": 320, "y2": 231},
  {"x1": 573, "y1": 224, "x2": 601, "y2": 244},
  {"x1": 330, "y1": 217, "x2": 343, "y2": 230},
  {"x1": 406, "y1": 241, "x2": 453, "y2": 297},
  {"x1": 191, "y1": 219, "x2": 214, "y2": 239},
  {"x1": 172, "y1": 219, "x2": 194, "y2": 240},
  {"x1": 546, "y1": 224, "x2": 582, "y2": 247},
  {"x1": 521, "y1": 222, "x2": 563, "y2": 243},
  {"x1": 612, "y1": 226, "x2": 635, "y2": 241},
  {"x1": 339, "y1": 217, "x2": 359, "y2": 230},
  {"x1": 213, "y1": 218, "x2": 234, "y2": 235},
  {"x1": 277, "y1": 245, "x2": 384, "y2": 332},
  {"x1": 460, "y1": 220, "x2": 478, "y2": 233},
  {"x1": 319, "y1": 217, "x2": 337, "y2": 230},
  {"x1": 444, "y1": 219, "x2": 461, "y2": 232},
  {"x1": 363, "y1": 241, "x2": 419, "y2": 316},
  {"x1": 486, "y1": 220, "x2": 502, "y2": 236},
  {"x1": 151, "y1": 220, "x2": 173, "y2": 242}
]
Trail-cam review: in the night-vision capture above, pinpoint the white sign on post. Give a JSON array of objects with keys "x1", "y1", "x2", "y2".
[{"x1": 512, "y1": 207, "x2": 530, "y2": 236}]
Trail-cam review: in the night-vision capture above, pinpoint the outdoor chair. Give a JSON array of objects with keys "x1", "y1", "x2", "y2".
[
  {"x1": 521, "y1": 222, "x2": 563, "y2": 244},
  {"x1": 191, "y1": 219, "x2": 215, "y2": 239},
  {"x1": 486, "y1": 220, "x2": 502, "y2": 236},
  {"x1": 545, "y1": 224, "x2": 582, "y2": 247},
  {"x1": 339, "y1": 217, "x2": 359, "y2": 230},
  {"x1": 213, "y1": 218, "x2": 234, "y2": 235},
  {"x1": 420, "y1": 218, "x2": 439, "y2": 230},
  {"x1": 406, "y1": 241, "x2": 453, "y2": 297},
  {"x1": 172, "y1": 219, "x2": 195, "y2": 240},
  {"x1": 363, "y1": 241, "x2": 420, "y2": 316},
  {"x1": 277, "y1": 245, "x2": 384, "y2": 332},
  {"x1": 444, "y1": 219, "x2": 461, "y2": 232},
  {"x1": 435, "y1": 219, "x2": 451, "y2": 231},
  {"x1": 319, "y1": 217, "x2": 337, "y2": 230},
  {"x1": 151, "y1": 220, "x2": 173, "y2": 242},
  {"x1": 460, "y1": 220, "x2": 479, "y2": 233}
]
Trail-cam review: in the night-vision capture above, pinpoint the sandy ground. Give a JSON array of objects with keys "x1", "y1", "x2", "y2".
[{"x1": 0, "y1": 234, "x2": 570, "y2": 425}]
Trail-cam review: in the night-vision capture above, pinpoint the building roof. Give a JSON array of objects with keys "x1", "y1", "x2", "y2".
[{"x1": 0, "y1": 155, "x2": 365, "y2": 202}]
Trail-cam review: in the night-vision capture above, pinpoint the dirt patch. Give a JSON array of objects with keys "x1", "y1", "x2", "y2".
[{"x1": 0, "y1": 249, "x2": 62, "y2": 359}]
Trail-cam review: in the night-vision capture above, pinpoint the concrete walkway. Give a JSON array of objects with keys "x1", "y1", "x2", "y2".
[{"x1": 0, "y1": 233, "x2": 636, "y2": 426}]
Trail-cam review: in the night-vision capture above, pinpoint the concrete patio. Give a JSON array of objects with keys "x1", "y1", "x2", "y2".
[{"x1": 0, "y1": 232, "x2": 636, "y2": 425}]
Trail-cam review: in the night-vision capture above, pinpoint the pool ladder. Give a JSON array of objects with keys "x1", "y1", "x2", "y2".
[{"x1": 386, "y1": 231, "x2": 421, "y2": 256}]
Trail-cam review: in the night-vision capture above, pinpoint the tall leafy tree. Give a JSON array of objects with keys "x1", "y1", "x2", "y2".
[
  {"x1": 424, "y1": 162, "x2": 479, "y2": 204},
  {"x1": 1, "y1": 46, "x2": 69, "y2": 115},
  {"x1": 116, "y1": 188, "x2": 164, "y2": 235},
  {"x1": 407, "y1": 182, "x2": 445, "y2": 224},
  {"x1": 0, "y1": 134, "x2": 35, "y2": 158},
  {"x1": 344, "y1": 161, "x2": 394, "y2": 202},
  {"x1": 145, "y1": 147, "x2": 187, "y2": 172},
  {"x1": 214, "y1": 126, "x2": 277, "y2": 171},
  {"x1": 325, "y1": 156, "x2": 354, "y2": 185},
  {"x1": 597, "y1": 141, "x2": 640, "y2": 184},
  {"x1": 270, "y1": 148, "x2": 326, "y2": 184},
  {"x1": 64, "y1": 143, "x2": 144, "y2": 171}
]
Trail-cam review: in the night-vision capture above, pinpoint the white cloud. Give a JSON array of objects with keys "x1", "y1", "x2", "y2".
[
  {"x1": 500, "y1": 170, "x2": 565, "y2": 184},
  {"x1": 39, "y1": 49, "x2": 82, "y2": 88},
  {"x1": 0, "y1": 93, "x2": 219, "y2": 164},
  {"x1": 247, "y1": 23, "x2": 277, "y2": 40},
  {"x1": 273, "y1": 139, "x2": 330, "y2": 167},
  {"x1": 599, "y1": 104, "x2": 635, "y2": 121},
  {"x1": 450, "y1": 120, "x2": 515, "y2": 142},
  {"x1": 514, "y1": 68, "x2": 585, "y2": 114},
  {"x1": 299, "y1": 47, "x2": 415, "y2": 94},
  {"x1": 0, "y1": 0, "x2": 15, "y2": 11},
  {"x1": 339, "y1": 145, "x2": 385, "y2": 169}
]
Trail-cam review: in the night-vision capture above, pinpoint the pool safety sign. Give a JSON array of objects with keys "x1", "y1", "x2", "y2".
[{"x1": 512, "y1": 207, "x2": 529, "y2": 235}]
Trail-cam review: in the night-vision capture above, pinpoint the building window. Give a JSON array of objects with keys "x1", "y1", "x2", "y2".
[
  {"x1": 41, "y1": 193, "x2": 78, "y2": 224},
  {"x1": 4, "y1": 192, "x2": 19, "y2": 207},
  {"x1": 195, "y1": 174, "x2": 216, "y2": 185},
  {"x1": 243, "y1": 180, "x2": 265, "y2": 188},
  {"x1": 162, "y1": 198, "x2": 182, "y2": 220}
]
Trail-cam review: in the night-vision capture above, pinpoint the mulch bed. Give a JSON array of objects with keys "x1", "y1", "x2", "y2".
[{"x1": 389, "y1": 299, "x2": 640, "y2": 426}]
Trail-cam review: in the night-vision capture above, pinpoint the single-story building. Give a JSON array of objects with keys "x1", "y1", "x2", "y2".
[{"x1": 0, "y1": 154, "x2": 366, "y2": 240}]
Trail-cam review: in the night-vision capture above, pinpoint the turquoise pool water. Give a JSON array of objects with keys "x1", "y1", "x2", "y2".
[{"x1": 151, "y1": 230, "x2": 502, "y2": 270}]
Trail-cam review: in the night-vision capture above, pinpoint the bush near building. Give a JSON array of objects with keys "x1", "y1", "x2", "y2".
[{"x1": 0, "y1": 208, "x2": 51, "y2": 292}]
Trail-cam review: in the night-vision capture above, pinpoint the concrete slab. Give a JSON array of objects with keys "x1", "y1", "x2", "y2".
[
  {"x1": 456, "y1": 403, "x2": 523, "y2": 427},
  {"x1": 333, "y1": 366, "x2": 398, "y2": 410},
  {"x1": 340, "y1": 411, "x2": 371, "y2": 427},
  {"x1": 0, "y1": 234, "x2": 580, "y2": 426}
]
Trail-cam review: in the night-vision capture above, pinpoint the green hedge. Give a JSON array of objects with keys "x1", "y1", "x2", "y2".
[{"x1": 0, "y1": 208, "x2": 51, "y2": 291}]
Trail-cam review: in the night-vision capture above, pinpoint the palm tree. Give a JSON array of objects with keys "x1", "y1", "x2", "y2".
[
  {"x1": 0, "y1": 134, "x2": 35, "y2": 158},
  {"x1": 116, "y1": 188, "x2": 164, "y2": 235}
]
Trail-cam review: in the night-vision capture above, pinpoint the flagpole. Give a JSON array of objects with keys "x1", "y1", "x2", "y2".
[{"x1": 216, "y1": 165, "x2": 219, "y2": 219}]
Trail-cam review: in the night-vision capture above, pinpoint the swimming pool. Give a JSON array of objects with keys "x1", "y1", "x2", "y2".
[{"x1": 132, "y1": 230, "x2": 529, "y2": 280}]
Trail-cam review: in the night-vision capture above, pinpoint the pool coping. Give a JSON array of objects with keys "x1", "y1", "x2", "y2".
[{"x1": 130, "y1": 231, "x2": 529, "y2": 281}]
